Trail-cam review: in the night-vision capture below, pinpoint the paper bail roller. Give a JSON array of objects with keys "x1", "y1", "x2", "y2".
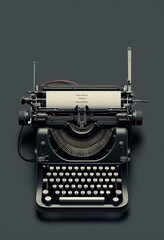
[{"x1": 46, "y1": 91, "x2": 121, "y2": 109}]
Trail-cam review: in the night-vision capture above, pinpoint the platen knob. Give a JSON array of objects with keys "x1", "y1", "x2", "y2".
[
  {"x1": 18, "y1": 110, "x2": 30, "y2": 125},
  {"x1": 132, "y1": 110, "x2": 143, "y2": 125}
]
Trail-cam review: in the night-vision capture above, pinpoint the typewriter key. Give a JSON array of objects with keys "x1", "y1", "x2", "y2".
[
  {"x1": 102, "y1": 172, "x2": 106, "y2": 177},
  {"x1": 56, "y1": 166, "x2": 60, "y2": 171},
  {"x1": 81, "y1": 191, "x2": 85, "y2": 195},
  {"x1": 105, "y1": 178, "x2": 110, "y2": 183},
  {"x1": 59, "y1": 172, "x2": 64, "y2": 177},
  {"x1": 113, "y1": 197, "x2": 119, "y2": 203},
  {"x1": 77, "y1": 172, "x2": 82, "y2": 177},
  {"x1": 102, "y1": 184, "x2": 107, "y2": 189},
  {"x1": 99, "y1": 166, "x2": 103, "y2": 171},
  {"x1": 109, "y1": 184, "x2": 113, "y2": 189},
  {"x1": 65, "y1": 184, "x2": 69, "y2": 189},
  {"x1": 68, "y1": 178, "x2": 73, "y2": 183},
  {"x1": 87, "y1": 191, "x2": 91, "y2": 195},
  {"x1": 74, "y1": 166, "x2": 79, "y2": 171},
  {"x1": 87, "y1": 166, "x2": 91, "y2": 171},
  {"x1": 65, "y1": 172, "x2": 70, "y2": 177},
  {"x1": 96, "y1": 172, "x2": 100, "y2": 177},
  {"x1": 114, "y1": 172, "x2": 119, "y2": 177},
  {"x1": 108, "y1": 172, "x2": 112, "y2": 177},
  {"x1": 68, "y1": 191, "x2": 72, "y2": 195},
  {"x1": 93, "y1": 178, "x2": 98, "y2": 183},
  {"x1": 62, "y1": 190, "x2": 66, "y2": 195},
  {"x1": 116, "y1": 190, "x2": 122, "y2": 195},
  {"x1": 90, "y1": 172, "x2": 94, "y2": 177},
  {"x1": 71, "y1": 184, "x2": 76, "y2": 189},
  {"x1": 111, "y1": 166, "x2": 115, "y2": 171},
  {"x1": 56, "y1": 178, "x2": 60, "y2": 183},
  {"x1": 81, "y1": 178, "x2": 85, "y2": 183},
  {"x1": 105, "y1": 166, "x2": 109, "y2": 171},
  {"x1": 90, "y1": 184, "x2": 95, "y2": 189},
  {"x1": 80, "y1": 166, "x2": 85, "y2": 171},
  {"x1": 93, "y1": 191, "x2": 98, "y2": 195},
  {"x1": 87, "y1": 178, "x2": 91, "y2": 183},
  {"x1": 62, "y1": 178, "x2": 67, "y2": 183},
  {"x1": 71, "y1": 172, "x2": 76, "y2": 177},
  {"x1": 53, "y1": 172, "x2": 57, "y2": 177},
  {"x1": 49, "y1": 178, "x2": 54, "y2": 183},
  {"x1": 55, "y1": 191, "x2": 60, "y2": 195},
  {"x1": 49, "y1": 166, "x2": 54, "y2": 171},
  {"x1": 47, "y1": 172, "x2": 51, "y2": 177},
  {"x1": 78, "y1": 184, "x2": 82, "y2": 189},
  {"x1": 111, "y1": 178, "x2": 116, "y2": 183},
  {"x1": 43, "y1": 178, "x2": 48, "y2": 183},
  {"x1": 100, "y1": 190, "x2": 104, "y2": 195},
  {"x1": 45, "y1": 196, "x2": 52, "y2": 202},
  {"x1": 52, "y1": 184, "x2": 57, "y2": 189},
  {"x1": 84, "y1": 172, "x2": 88, "y2": 177},
  {"x1": 68, "y1": 166, "x2": 73, "y2": 171},
  {"x1": 116, "y1": 178, "x2": 122, "y2": 183},
  {"x1": 62, "y1": 166, "x2": 66, "y2": 171},
  {"x1": 84, "y1": 184, "x2": 88, "y2": 189},
  {"x1": 106, "y1": 190, "x2": 111, "y2": 195},
  {"x1": 42, "y1": 189, "x2": 49, "y2": 195},
  {"x1": 99, "y1": 178, "x2": 103, "y2": 183},
  {"x1": 93, "y1": 166, "x2": 97, "y2": 171},
  {"x1": 59, "y1": 184, "x2": 63, "y2": 189},
  {"x1": 74, "y1": 191, "x2": 79, "y2": 195},
  {"x1": 75, "y1": 178, "x2": 79, "y2": 183},
  {"x1": 97, "y1": 184, "x2": 101, "y2": 189}
]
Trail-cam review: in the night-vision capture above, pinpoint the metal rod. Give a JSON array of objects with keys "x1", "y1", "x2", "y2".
[
  {"x1": 33, "y1": 61, "x2": 36, "y2": 91},
  {"x1": 127, "y1": 47, "x2": 132, "y2": 91}
]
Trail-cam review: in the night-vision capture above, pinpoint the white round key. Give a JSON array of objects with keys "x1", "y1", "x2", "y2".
[
  {"x1": 43, "y1": 178, "x2": 48, "y2": 183},
  {"x1": 116, "y1": 190, "x2": 122, "y2": 195},
  {"x1": 45, "y1": 196, "x2": 51, "y2": 202},
  {"x1": 49, "y1": 178, "x2": 54, "y2": 183},
  {"x1": 42, "y1": 189, "x2": 49, "y2": 195},
  {"x1": 113, "y1": 197, "x2": 119, "y2": 202},
  {"x1": 106, "y1": 190, "x2": 111, "y2": 195},
  {"x1": 105, "y1": 166, "x2": 109, "y2": 171},
  {"x1": 49, "y1": 166, "x2": 54, "y2": 171},
  {"x1": 116, "y1": 178, "x2": 122, "y2": 183},
  {"x1": 111, "y1": 166, "x2": 115, "y2": 171},
  {"x1": 114, "y1": 172, "x2": 119, "y2": 177}
]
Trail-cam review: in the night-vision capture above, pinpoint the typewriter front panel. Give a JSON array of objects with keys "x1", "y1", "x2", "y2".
[{"x1": 35, "y1": 123, "x2": 129, "y2": 213}]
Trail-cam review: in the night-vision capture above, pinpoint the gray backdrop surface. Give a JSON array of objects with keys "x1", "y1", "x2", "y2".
[{"x1": 0, "y1": 0, "x2": 163, "y2": 239}]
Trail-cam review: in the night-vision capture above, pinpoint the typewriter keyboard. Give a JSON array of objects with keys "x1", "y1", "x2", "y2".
[{"x1": 41, "y1": 164, "x2": 123, "y2": 205}]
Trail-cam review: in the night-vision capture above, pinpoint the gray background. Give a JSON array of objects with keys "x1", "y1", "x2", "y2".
[{"x1": 0, "y1": 0, "x2": 163, "y2": 239}]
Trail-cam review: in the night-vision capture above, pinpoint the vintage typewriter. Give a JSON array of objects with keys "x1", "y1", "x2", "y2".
[{"x1": 18, "y1": 48, "x2": 148, "y2": 218}]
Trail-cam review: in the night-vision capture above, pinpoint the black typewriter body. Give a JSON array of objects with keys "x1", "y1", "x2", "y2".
[{"x1": 18, "y1": 48, "x2": 148, "y2": 219}]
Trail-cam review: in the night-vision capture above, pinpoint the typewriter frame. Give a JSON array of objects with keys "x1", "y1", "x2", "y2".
[{"x1": 18, "y1": 48, "x2": 147, "y2": 219}]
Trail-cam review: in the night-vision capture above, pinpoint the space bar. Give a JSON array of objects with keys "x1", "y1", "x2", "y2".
[{"x1": 59, "y1": 197, "x2": 105, "y2": 202}]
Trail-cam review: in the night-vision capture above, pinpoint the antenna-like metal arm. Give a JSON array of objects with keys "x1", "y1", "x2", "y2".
[
  {"x1": 33, "y1": 61, "x2": 36, "y2": 91},
  {"x1": 127, "y1": 47, "x2": 132, "y2": 92}
]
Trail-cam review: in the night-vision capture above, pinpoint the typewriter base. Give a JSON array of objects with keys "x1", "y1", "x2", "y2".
[{"x1": 36, "y1": 206, "x2": 129, "y2": 220}]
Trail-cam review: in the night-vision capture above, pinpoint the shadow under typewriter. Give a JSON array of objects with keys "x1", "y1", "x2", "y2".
[{"x1": 36, "y1": 124, "x2": 129, "y2": 219}]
